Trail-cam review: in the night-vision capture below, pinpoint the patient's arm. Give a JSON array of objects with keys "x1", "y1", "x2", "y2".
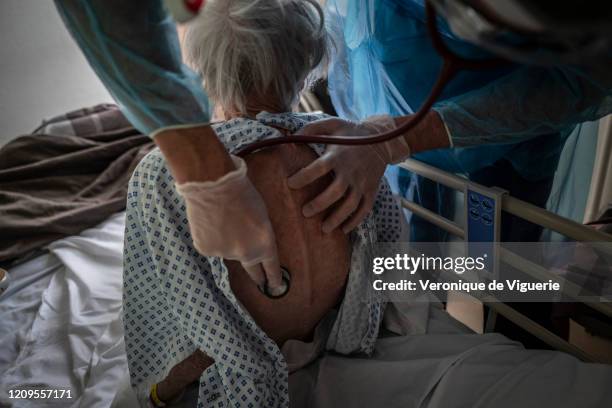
[{"x1": 156, "y1": 144, "x2": 351, "y2": 402}]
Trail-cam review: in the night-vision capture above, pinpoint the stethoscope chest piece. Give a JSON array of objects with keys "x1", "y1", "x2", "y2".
[{"x1": 259, "y1": 267, "x2": 291, "y2": 299}]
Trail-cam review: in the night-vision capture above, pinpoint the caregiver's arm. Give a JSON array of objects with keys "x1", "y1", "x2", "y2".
[
  {"x1": 54, "y1": 0, "x2": 283, "y2": 289},
  {"x1": 154, "y1": 126, "x2": 235, "y2": 183},
  {"x1": 391, "y1": 59, "x2": 612, "y2": 151},
  {"x1": 342, "y1": 60, "x2": 612, "y2": 156},
  {"x1": 433, "y1": 61, "x2": 612, "y2": 147},
  {"x1": 54, "y1": 0, "x2": 212, "y2": 137}
]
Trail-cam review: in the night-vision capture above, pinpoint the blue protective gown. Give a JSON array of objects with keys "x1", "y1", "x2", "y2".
[{"x1": 325, "y1": 0, "x2": 612, "y2": 241}]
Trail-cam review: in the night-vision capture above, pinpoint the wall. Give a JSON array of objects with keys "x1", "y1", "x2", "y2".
[{"x1": 0, "y1": 0, "x2": 112, "y2": 147}]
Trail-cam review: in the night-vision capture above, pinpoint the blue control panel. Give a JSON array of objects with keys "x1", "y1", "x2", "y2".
[
  {"x1": 465, "y1": 187, "x2": 504, "y2": 274},
  {"x1": 467, "y1": 190, "x2": 496, "y2": 242}
]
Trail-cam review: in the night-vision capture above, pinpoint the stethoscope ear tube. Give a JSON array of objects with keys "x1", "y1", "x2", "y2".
[{"x1": 234, "y1": 0, "x2": 508, "y2": 159}]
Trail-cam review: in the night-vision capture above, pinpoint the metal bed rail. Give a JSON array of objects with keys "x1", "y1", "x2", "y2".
[
  {"x1": 397, "y1": 158, "x2": 612, "y2": 362},
  {"x1": 400, "y1": 159, "x2": 612, "y2": 246}
]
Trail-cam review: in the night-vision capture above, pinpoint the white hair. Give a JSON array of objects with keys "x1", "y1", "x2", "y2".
[{"x1": 184, "y1": 0, "x2": 329, "y2": 114}]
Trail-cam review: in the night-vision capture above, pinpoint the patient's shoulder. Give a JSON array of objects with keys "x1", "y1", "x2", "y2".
[
  {"x1": 130, "y1": 148, "x2": 172, "y2": 187},
  {"x1": 127, "y1": 148, "x2": 177, "y2": 217}
]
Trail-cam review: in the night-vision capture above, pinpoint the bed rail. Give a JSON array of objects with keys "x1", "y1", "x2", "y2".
[{"x1": 397, "y1": 158, "x2": 612, "y2": 362}]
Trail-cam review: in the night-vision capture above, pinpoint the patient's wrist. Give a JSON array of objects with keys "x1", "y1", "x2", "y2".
[
  {"x1": 154, "y1": 125, "x2": 235, "y2": 184},
  {"x1": 155, "y1": 378, "x2": 181, "y2": 403},
  {"x1": 155, "y1": 350, "x2": 214, "y2": 402}
]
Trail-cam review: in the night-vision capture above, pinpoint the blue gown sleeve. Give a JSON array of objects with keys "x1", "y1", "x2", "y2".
[
  {"x1": 435, "y1": 58, "x2": 612, "y2": 147},
  {"x1": 54, "y1": 0, "x2": 212, "y2": 137}
]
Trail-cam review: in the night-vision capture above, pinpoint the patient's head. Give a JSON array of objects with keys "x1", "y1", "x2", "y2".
[{"x1": 184, "y1": 0, "x2": 329, "y2": 116}]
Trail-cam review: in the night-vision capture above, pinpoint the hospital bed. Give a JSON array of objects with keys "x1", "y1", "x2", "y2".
[{"x1": 1, "y1": 159, "x2": 611, "y2": 407}]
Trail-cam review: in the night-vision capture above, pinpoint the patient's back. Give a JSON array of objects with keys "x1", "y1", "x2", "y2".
[{"x1": 226, "y1": 144, "x2": 351, "y2": 345}]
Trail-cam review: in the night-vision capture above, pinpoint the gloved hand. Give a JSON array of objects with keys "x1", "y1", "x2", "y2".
[
  {"x1": 288, "y1": 116, "x2": 410, "y2": 234},
  {"x1": 176, "y1": 155, "x2": 284, "y2": 293}
]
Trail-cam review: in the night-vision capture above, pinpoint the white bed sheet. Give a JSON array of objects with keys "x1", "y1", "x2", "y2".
[
  {"x1": 0, "y1": 213, "x2": 128, "y2": 408},
  {"x1": 289, "y1": 306, "x2": 612, "y2": 408}
]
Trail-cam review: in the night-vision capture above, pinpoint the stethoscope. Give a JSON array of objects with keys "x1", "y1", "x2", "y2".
[{"x1": 234, "y1": 0, "x2": 508, "y2": 158}]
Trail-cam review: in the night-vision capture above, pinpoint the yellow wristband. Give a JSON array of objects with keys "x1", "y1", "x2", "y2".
[{"x1": 150, "y1": 383, "x2": 167, "y2": 407}]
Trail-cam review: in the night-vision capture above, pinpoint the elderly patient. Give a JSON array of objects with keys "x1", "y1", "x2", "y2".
[{"x1": 122, "y1": 0, "x2": 403, "y2": 406}]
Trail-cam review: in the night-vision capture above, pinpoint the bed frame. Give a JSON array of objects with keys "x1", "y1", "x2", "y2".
[{"x1": 398, "y1": 158, "x2": 612, "y2": 363}]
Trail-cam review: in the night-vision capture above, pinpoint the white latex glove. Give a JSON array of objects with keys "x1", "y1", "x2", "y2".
[
  {"x1": 176, "y1": 155, "x2": 284, "y2": 293},
  {"x1": 287, "y1": 116, "x2": 410, "y2": 234}
]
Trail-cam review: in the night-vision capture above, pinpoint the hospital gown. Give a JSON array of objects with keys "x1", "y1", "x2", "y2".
[{"x1": 123, "y1": 112, "x2": 406, "y2": 407}]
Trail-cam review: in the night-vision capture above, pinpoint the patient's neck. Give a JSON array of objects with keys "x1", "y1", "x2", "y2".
[{"x1": 223, "y1": 95, "x2": 290, "y2": 120}]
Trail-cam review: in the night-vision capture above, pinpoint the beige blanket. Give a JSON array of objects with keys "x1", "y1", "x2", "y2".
[{"x1": 0, "y1": 104, "x2": 153, "y2": 263}]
